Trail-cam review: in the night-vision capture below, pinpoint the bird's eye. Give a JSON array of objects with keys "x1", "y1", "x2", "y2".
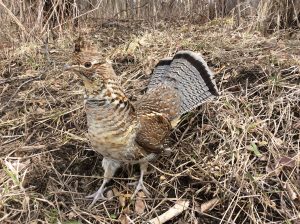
[{"x1": 84, "y1": 62, "x2": 92, "y2": 68}]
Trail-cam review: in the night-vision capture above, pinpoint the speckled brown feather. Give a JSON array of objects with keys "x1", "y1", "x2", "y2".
[
  {"x1": 65, "y1": 41, "x2": 219, "y2": 204},
  {"x1": 66, "y1": 43, "x2": 218, "y2": 161},
  {"x1": 134, "y1": 84, "x2": 180, "y2": 153}
]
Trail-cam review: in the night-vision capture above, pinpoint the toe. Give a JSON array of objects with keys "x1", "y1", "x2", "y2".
[
  {"x1": 131, "y1": 182, "x2": 150, "y2": 199},
  {"x1": 86, "y1": 192, "x2": 97, "y2": 199},
  {"x1": 139, "y1": 183, "x2": 150, "y2": 196},
  {"x1": 142, "y1": 186, "x2": 150, "y2": 196},
  {"x1": 127, "y1": 181, "x2": 138, "y2": 187},
  {"x1": 86, "y1": 188, "x2": 107, "y2": 207},
  {"x1": 90, "y1": 196, "x2": 104, "y2": 207},
  {"x1": 88, "y1": 194, "x2": 107, "y2": 208}
]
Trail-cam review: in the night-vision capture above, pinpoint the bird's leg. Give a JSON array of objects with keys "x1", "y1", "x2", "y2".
[
  {"x1": 86, "y1": 157, "x2": 120, "y2": 206},
  {"x1": 131, "y1": 162, "x2": 150, "y2": 198}
]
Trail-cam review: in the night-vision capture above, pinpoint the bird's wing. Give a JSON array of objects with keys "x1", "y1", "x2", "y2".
[
  {"x1": 135, "y1": 111, "x2": 171, "y2": 153},
  {"x1": 135, "y1": 84, "x2": 180, "y2": 153}
]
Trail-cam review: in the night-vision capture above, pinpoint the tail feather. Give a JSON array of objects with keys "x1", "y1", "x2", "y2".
[
  {"x1": 148, "y1": 51, "x2": 218, "y2": 115},
  {"x1": 170, "y1": 51, "x2": 218, "y2": 114},
  {"x1": 148, "y1": 57, "x2": 172, "y2": 89}
]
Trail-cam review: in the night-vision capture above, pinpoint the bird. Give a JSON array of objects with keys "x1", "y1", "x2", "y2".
[{"x1": 64, "y1": 37, "x2": 219, "y2": 206}]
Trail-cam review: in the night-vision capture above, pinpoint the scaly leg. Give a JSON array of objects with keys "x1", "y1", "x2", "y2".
[
  {"x1": 131, "y1": 162, "x2": 150, "y2": 199},
  {"x1": 86, "y1": 157, "x2": 120, "y2": 206}
]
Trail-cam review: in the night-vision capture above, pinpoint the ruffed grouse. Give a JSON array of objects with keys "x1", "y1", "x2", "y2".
[{"x1": 65, "y1": 38, "x2": 219, "y2": 206}]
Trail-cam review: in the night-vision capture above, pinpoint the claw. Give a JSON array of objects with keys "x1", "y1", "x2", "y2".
[
  {"x1": 130, "y1": 173, "x2": 151, "y2": 199},
  {"x1": 86, "y1": 158, "x2": 121, "y2": 207},
  {"x1": 131, "y1": 179, "x2": 150, "y2": 199},
  {"x1": 87, "y1": 187, "x2": 107, "y2": 207},
  {"x1": 86, "y1": 187, "x2": 107, "y2": 199},
  {"x1": 87, "y1": 179, "x2": 109, "y2": 207},
  {"x1": 129, "y1": 162, "x2": 150, "y2": 199}
]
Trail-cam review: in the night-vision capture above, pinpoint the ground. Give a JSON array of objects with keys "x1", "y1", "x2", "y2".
[{"x1": 0, "y1": 20, "x2": 299, "y2": 223}]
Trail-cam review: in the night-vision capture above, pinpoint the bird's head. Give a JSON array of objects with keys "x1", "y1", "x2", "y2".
[{"x1": 64, "y1": 37, "x2": 119, "y2": 97}]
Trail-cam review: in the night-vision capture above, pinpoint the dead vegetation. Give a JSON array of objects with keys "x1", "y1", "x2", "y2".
[
  {"x1": 1, "y1": 20, "x2": 299, "y2": 223},
  {"x1": 1, "y1": 0, "x2": 300, "y2": 223},
  {"x1": 1, "y1": 0, "x2": 299, "y2": 43},
  {"x1": 254, "y1": 0, "x2": 300, "y2": 33}
]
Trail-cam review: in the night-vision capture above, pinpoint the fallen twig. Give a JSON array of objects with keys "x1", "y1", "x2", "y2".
[{"x1": 147, "y1": 200, "x2": 190, "y2": 224}]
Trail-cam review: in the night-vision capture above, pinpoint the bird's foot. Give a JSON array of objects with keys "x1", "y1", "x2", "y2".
[
  {"x1": 129, "y1": 179, "x2": 150, "y2": 199},
  {"x1": 86, "y1": 187, "x2": 107, "y2": 207}
]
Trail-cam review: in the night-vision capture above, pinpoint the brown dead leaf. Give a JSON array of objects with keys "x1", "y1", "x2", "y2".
[
  {"x1": 259, "y1": 155, "x2": 268, "y2": 161},
  {"x1": 266, "y1": 155, "x2": 297, "y2": 177},
  {"x1": 67, "y1": 211, "x2": 76, "y2": 219},
  {"x1": 199, "y1": 124, "x2": 213, "y2": 131},
  {"x1": 284, "y1": 182, "x2": 298, "y2": 201},
  {"x1": 135, "y1": 192, "x2": 146, "y2": 214},
  {"x1": 258, "y1": 141, "x2": 268, "y2": 147},
  {"x1": 117, "y1": 207, "x2": 133, "y2": 224},
  {"x1": 112, "y1": 187, "x2": 119, "y2": 196},
  {"x1": 293, "y1": 121, "x2": 300, "y2": 130},
  {"x1": 1, "y1": 84, "x2": 9, "y2": 95},
  {"x1": 160, "y1": 175, "x2": 166, "y2": 182},
  {"x1": 266, "y1": 164, "x2": 281, "y2": 176},
  {"x1": 273, "y1": 137, "x2": 283, "y2": 146},
  {"x1": 263, "y1": 195, "x2": 277, "y2": 208},
  {"x1": 204, "y1": 184, "x2": 212, "y2": 194},
  {"x1": 112, "y1": 188, "x2": 126, "y2": 207},
  {"x1": 223, "y1": 72, "x2": 231, "y2": 80},
  {"x1": 124, "y1": 193, "x2": 132, "y2": 198},
  {"x1": 106, "y1": 189, "x2": 114, "y2": 200},
  {"x1": 118, "y1": 214, "x2": 130, "y2": 224},
  {"x1": 29, "y1": 221, "x2": 38, "y2": 224},
  {"x1": 200, "y1": 198, "x2": 220, "y2": 212},
  {"x1": 123, "y1": 206, "x2": 132, "y2": 215},
  {"x1": 277, "y1": 156, "x2": 296, "y2": 168},
  {"x1": 119, "y1": 195, "x2": 126, "y2": 207},
  {"x1": 36, "y1": 107, "x2": 46, "y2": 114},
  {"x1": 25, "y1": 69, "x2": 39, "y2": 77}
]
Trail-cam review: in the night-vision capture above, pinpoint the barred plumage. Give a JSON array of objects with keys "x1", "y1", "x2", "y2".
[
  {"x1": 148, "y1": 50, "x2": 218, "y2": 116},
  {"x1": 64, "y1": 38, "x2": 219, "y2": 206}
]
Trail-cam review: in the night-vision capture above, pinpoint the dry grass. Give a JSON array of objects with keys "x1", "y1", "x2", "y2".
[
  {"x1": 0, "y1": 20, "x2": 300, "y2": 223},
  {"x1": 254, "y1": 0, "x2": 300, "y2": 33},
  {"x1": 1, "y1": 0, "x2": 299, "y2": 44}
]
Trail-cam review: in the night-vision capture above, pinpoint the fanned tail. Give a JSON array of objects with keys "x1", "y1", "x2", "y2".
[
  {"x1": 148, "y1": 51, "x2": 218, "y2": 115},
  {"x1": 148, "y1": 57, "x2": 172, "y2": 89}
]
